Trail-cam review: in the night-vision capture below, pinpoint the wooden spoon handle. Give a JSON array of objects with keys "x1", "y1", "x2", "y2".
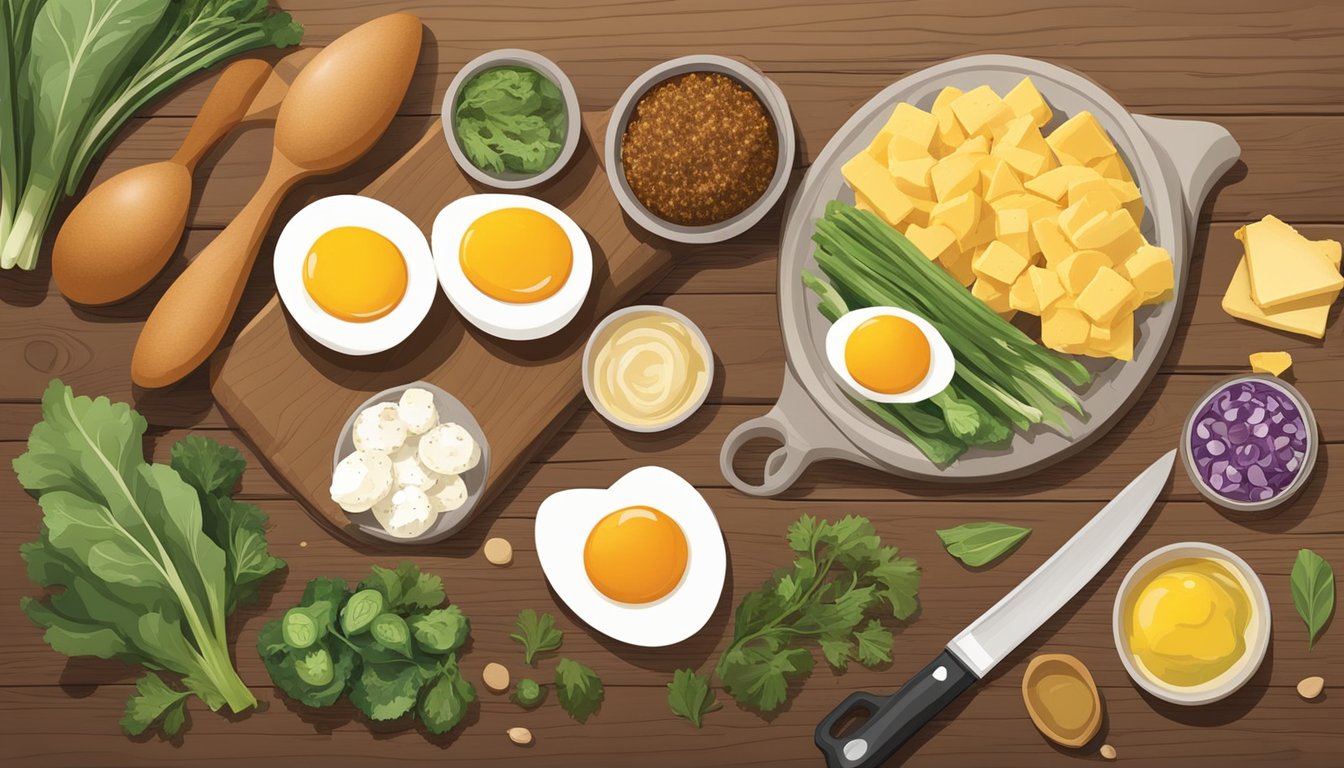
[
  {"x1": 171, "y1": 59, "x2": 274, "y2": 171},
  {"x1": 131, "y1": 163, "x2": 298, "y2": 388}
]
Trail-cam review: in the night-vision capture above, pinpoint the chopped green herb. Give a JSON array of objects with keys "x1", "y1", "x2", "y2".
[
  {"x1": 513, "y1": 678, "x2": 545, "y2": 709},
  {"x1": 512, "y1": 608, "x2": 564, "y2": 665},
  {"x1": 667, "y1": 669, "x2": 720, "y2": 728},
  {"x1": 555, "y1": 658, "x2": 603, "y2": 723},
  {"x1": 453, "y1": 65, "x2": 566, "y2": 176},
  {"x1": 936, "y1": 522, "x2": 1032, "y2": 567}
]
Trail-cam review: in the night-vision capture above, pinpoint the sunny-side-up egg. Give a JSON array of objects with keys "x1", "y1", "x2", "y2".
[
  {"x1": 825, "y1": 306, "x2": 956, "y2": 403},
  {"x1": 534, "y1": 466, "x2": 726, "y2": 647},
  {"x1": 432, "y1": 194, "x2": 592, "y2": 341},
  {"x1": 274, "y1": 195, "x2": 437, "y2": 355}
]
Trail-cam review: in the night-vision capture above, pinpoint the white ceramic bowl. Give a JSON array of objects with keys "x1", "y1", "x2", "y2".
[{"x1": 1113, "y1": 542, "x2": 1271, "y2": 705}]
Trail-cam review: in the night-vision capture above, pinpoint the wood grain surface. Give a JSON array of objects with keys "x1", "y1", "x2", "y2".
[{"x1": 2, "y1": 2, "x2": 1342, "y2": 767}]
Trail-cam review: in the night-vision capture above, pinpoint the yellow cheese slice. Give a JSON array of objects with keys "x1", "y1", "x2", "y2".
[
  {"x1": 1237, "y1": 215, "x2": 1344, "y2": 308},
  {"x1": 1222, "y1": 238, "x2": 1341, "y2": 338}
]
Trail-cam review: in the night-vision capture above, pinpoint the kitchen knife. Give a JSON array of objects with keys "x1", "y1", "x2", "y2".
[{"x1": 815, "y1": 449, "x2": 1176, "y2": 768}]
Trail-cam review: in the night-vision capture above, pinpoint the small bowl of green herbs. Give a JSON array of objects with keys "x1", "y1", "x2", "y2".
[{"x1": 443, "y1": 49, "x2": 580, "y2": 189}]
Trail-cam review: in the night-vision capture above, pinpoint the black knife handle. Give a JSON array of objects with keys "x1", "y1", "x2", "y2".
[{"x1": 815, "y1": 649, "x2": 978, "y2": 768}]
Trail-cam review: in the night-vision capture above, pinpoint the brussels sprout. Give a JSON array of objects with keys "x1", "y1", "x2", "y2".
[
  {"x1": 371, "y1": 612, "x2": 412, "y2": 658},
  {"x1": 295, "y1": 648, "x2": 334, "y2": 687},
  {"x1": 340, "y1": 589, "x2": 385, "y2": 636}
]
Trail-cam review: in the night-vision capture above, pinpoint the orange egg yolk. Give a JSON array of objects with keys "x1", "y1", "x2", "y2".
[
  {"x1": 582, "y1": 506, "x2": 688, "y2": 604},
  {"x1": 302, "y1": 226, "x2": 407, "y2": 322},
  {"x1": 844, "y1": 315, "x2": 931, "y2": 394},
  {"x1": 460, "y1": 207, "x2": 572, "y2": 303}
]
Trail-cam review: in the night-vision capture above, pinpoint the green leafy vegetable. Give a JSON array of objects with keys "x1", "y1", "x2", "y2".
[
  {"x1": 1290, "y1": 548, "x2": 1335, "y2": 649},
  {"x1": 713, "y1": 515, "x2": 920, "y2": 713},
  {"x1": 936, "y1": 522, "x2": 1032, "y2": 567},
  {"x1": 511, "y1": 608, "x2": 564, "y2": 665},
  {"x1": 514, "y1": 677, "x2": 545, "y2": 709},
  {"x1": 257, "y1": 563, "x2": 476, "y2": 737},
  {"x1": 0, "y1": 0, "x2": 302, "y2": 271},
  {"x1": 666, "y1": 669, "x2": 720, "y2": 728},
  {"x1": 453, "y1": 65, "x2": 566, "y2": 175},
  {"x1": 554, "y1": 658, "x2": 603, "y2": 723},
  {"x1": 17, "y1": 380, "x2": 284, "y2": 739}
]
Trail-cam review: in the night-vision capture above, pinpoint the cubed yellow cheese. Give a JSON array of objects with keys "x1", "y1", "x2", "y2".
[
  {"x1": 1083, "y1": 311, "x2": 1134, "y2": 361},
  {"x1": 1003, "y1": 77, "x2": 1053, "y2": 128},
  {"x1": 907, "y1": 195, "x2": 936, "y2": 228},
  {"x1": 994, "y1": 114, "x2": 1055, "y2": 160},
  {"x1": 1058, "y1": 193, "x2": 1114, "y2": 245},
  {"x1": 854, "y1": 191, "x2": 876, "y2": 215},
  {"x1": 995, "y1": 208, "x2": 1031, "y2": 256},
  {"x1": 1075, "y1": 266, "x2": 1137, "y2": 324},
  {"x1": 971, "y1": 276, "x2": 1013, "y2": 314},
  {"x1": 1066, "y1": 177, "x2": 1123, "y2": 211},
  {"x1": 993, "y1": 145, "x2": 1054, "y2": 179},
  {"x1": 1105, "y1": 178, "x2": 1144, "y2": 223},
  {"x1": 1120, "y1": 244, "x2": 1174, "y2": 304},
  {"x1": 843, "y1": 152, "x2": 915, "y2": 226},
  {"x1": 904, "y1": 222, "x2": 958, "y2": 263},
  {"x1": 1041, "y1": 304, "x2": 1091, "y2": 351},
  {"x1": 951, "y1": 85, "x2": 1013, "y2": 138},
  {"x1": 1057, "y1": 250, "x2": 1112, "y2": 294},
  {"x1": 1092, "y1": 153, "x2": 1135, "y2": 184},
  {"x1": 930, "y1": 191, "x2": 981, "y2": 246},
  {"x1": 864, "y1": 136, "x2": 889, "y2": 165},
  {"x1": 1023, "y1": 165, "x2": 1102, "y2": 202},
  {"x1": 888, "y1": 134, "x2": 931, "y2": 162},
  {"x1": 990, "y1": 192, "x2": 1060, "y2": 224},
  {"x1": 1009, "y1": 271, "x2": 1042, "y2": 314},
  {"x1": 1046, "y1": 111, "x2": 1116, "y2": 165},
  {"x1": 1221, "y1": 239, "x2": 1341, "y2": 339},
  {"x1": 1089, "y1": 321, "x2": 1113, "y2": 343},
  {"x1": 952, "y1": 134, "x2": 990, "y2": 157},
  {"x1": 931, "y1": 154, "x2": 981, "y2": 201},
  {"x1": 888, "y1": 156, "x2": 936, "y2": 197},
  {"x1": 941, "y1": 248, "x2": 977, "y2": 286},
  {"x1": 879, "y1": 103, "x2": 939, "y2": 152},
  {"x1": 982, "y1": 159, "x2": 1023, "y2": 201},
  {"x1": 973, "y1": 240, "x2": 1031, "y2": 284},
  {"x1": 1032, "y1": 217, "x2": 1073, "y2": 267},
  {"x1": 1028, "y1": 265, "x2": 1066, "y2": 310},
  {"x1": 1071, "y1": 209, "x2": 1144, "y2": 263},
  {"x1": 1249, "y1": 351, "x2": 1293, "y2": 376},
  {"x1": 930, "y1": 86, "x2": 967, "y2": 154},
  {"x1": 1236, "y1": 215, "x2": 1344, "y2": 308}
]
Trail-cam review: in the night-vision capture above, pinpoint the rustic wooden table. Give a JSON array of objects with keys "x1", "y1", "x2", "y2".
[{"x1": 2, "y1": 1, "x2": 1341, "y2": 766}]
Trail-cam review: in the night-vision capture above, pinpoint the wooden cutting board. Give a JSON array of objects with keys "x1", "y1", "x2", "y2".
[{"x1": 212, "y1": 112, "x2": 676, "y2": 541}]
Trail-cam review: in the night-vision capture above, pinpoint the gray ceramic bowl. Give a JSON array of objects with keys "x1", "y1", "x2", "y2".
[
  {"x1": 1180, "y1": 374, "x2": 1317, "y2": 514},
  {"x1": 332, "y1": 381, "x2": 490, "y2": 544},
  {"x1": 442, "y1": 49, "x2": 581, "y2": 189},
  {"x1": 604, "y1": 55, "x2": 796, "y2": 244}
]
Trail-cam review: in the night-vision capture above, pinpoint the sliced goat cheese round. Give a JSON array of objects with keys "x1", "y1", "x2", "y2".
[
  {"x1": 352, "y1": 402, "x2": 408, "y2": 453},
  {"x1": 372, "y1": 486, "x2": 436, "y2": 538},
  {"x1": 427, "y1": 473, "x2": 468, "y2": 514},
  {"x1": 330, "y1": 450, "x2": 394, "y2": 513},
  {"x1": 418, "y1": 423, "x2": 480, "y2": 475},
  {"x1": 390, "y1": 439, "x2": 436, "y2": 491},
  {"x1": 397, "y1": 387, "x2": 439, "y2": 435}
]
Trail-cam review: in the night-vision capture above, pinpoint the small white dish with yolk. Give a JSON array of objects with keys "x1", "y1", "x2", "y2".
[
  {"x1": 432, "y1": 194, "x2": 593, "y2": 341},
  {"x1": 534, "y1": 466, "x2": 726, "y2": 647},
  {"x1": 274, "y1": 195, "x2": 436, "y2": 356}
]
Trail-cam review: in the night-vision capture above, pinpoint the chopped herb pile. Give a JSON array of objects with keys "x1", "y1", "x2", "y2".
[{"x1": 453, "y1": 65, "x2": 567, "y2": 176}]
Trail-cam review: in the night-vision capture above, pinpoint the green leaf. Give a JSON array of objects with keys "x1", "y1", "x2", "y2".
[
  {"x1": 871, "y1": 548, "x2": 922, "y2": 620},
  {"x1": 418, "y1": 659, "x2": 476, "y2": 735},
  {"x1": 1291, "y1": 548, "x2": 1335, "y2": 649},
  {"x1": 936, "y1": 522, "x2": 1031, "y2": 567},
  {"x1": 666, "y1": 669, "x2": 720, "y2": 728},
  {"x1": 513, "y1": 678, "x2": 545, "y2": 709},
  {"x1": 256, "y1": 622, "x2": 353, "y2": 709},
  {"x1": 411, "y1": 607, "x2": 470, "y2": 654},
  {"x1": 786, "y1": 515, "x2": 820, "y2": 554},
  {"x1": 854, "y1": 620, "x2": 894, "y2": 667},
  {"x1": 511, "y1": 609, "x2": 564, "y2": 665},
  {"x1": 718, "y1": 644, "x2": 813, "y2": 713},
  {"x1": 121, "y1": 673, "x2": 189, "y2": 737},
  {"x1": 170, "y1": 436, "x2": 246, "y2": 497},
  {"x1": 819, "y1": 637, "x2": 854, "y2": 670},
  {"x1": 350, "y1": 660, "x2": 429, "y2": 721},
  {"x1": 360, "y1": 562, "x2": 444, "y2": 614},
  {"x1": 554, "y1": 658, "x2": 603, "y2": 723}
]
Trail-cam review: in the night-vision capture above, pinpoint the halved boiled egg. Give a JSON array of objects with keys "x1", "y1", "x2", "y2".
[
  {"x1": 534, "y1": 466, "x2": 725, "y2": 647},
  {"x1": 433, "y1": 194, "x2": 592, "y2": 341},
  {"x1": 275, "y1": 195, "x2": 436, "y2": 355},
  {"x1": 825, "y1": 306, "x2": 955, "y2": 403}
]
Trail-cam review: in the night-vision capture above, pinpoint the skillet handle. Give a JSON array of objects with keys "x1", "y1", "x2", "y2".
[{"x1": 720, "y1": 406, "x2": 815, "y2": 496}]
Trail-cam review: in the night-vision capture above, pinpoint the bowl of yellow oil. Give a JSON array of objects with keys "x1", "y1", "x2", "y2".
[{"x1": 1113, "y1": 542, "x2": 1270, "y2": 705}]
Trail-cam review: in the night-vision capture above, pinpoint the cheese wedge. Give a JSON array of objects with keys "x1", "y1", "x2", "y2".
[
  {"x1": 1249, "y1": 351, "x2": 1293, "y2": 377},
  {"x1": 1222, "y1": 239, "x2": 1341, "y2": 339},
  {"x1": 1236, "y1": 215, "x2": 1344, "y2": 308}
]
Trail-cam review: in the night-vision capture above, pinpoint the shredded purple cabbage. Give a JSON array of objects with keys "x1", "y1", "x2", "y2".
[{"x1": 1189, "y1": 379, "x2": 1309, "y2": 503}]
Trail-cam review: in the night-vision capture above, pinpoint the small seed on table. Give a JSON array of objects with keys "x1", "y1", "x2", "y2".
[
  {"x1": 484, "y1": 537, "x2": 513, "y2": 566},
  {"x1": 483, "y1": 662, "x2": 510, "y2": 692},
  {"x1": 508, "y1": 726, "x2": 533, "y2": 745},
  {"x1": 1100, "y1": 744, "x2": 1117, "y2": 760},
  {"x1": 1297, "y1": 675, "x2": 1324, "y2": 699}
]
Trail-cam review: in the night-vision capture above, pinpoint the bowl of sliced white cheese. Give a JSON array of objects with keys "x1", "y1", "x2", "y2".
[{"x1": 330, "y1": 381, "x2": 490, "y2": 544}]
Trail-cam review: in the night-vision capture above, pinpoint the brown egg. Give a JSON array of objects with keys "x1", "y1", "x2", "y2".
[{"x1": 1021, "y1": 653, "x2": 1103, "y2": 748}]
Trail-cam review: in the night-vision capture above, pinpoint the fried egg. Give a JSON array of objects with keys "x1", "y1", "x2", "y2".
[
  {"x1": 433, "y1": 194, "x2": 592, "y2": 340},
  {"x1": 825, "y1": 306, "x2": 955, "y2": 403},
  {"x1": 534, "y1": 466, "x2": 725, "y2": 647},
  {"x1": 275, "y1": 195, "x2": 436, "y2": 356}
]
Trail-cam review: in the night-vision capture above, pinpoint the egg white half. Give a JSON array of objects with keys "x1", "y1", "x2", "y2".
[
  {"x1": 274, "y1": 195, "x2": 436, "y2": 356},
  {"x1": 432, "y1": 194, "x2": 593, "y2": 341},
  {"x1": 534, "y1": 466, "x2": 726, "y2": 647},
  {"x1": 824, "y1": 306, "x2": 956, "y2": 404}
]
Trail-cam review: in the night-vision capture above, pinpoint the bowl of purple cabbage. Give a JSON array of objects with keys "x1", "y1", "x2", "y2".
[{"x1": 1181, "y1": 375, "x2": 1317, "y2": 512}]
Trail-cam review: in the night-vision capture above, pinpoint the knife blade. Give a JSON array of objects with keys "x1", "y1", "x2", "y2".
[{"x1": 815, "y1": 450, "x2": 1175, "y2": 768}]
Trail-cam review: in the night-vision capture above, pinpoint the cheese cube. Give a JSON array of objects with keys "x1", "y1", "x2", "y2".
[
  {"x1": 1003, "y1": 77, "x2": 1053, "y2": 128},
  {"x1": 931, "y1": 86, "x2": 967, "y2": 155},
  {"x1": 889, "y1": 156, "x2": 936, "y2": 196},
  {"x1": 1046, "y1": 111, "x2": 1116, "y2": 165},
  {"x1": 1221, "y1": 239, "x2": 1341, "y2": 339},
  {"x1": 864, "y1": 136, "x2": 889, "y2": 165},
  {"x1": 982, "y1": 159, "x2": 1023, "y2": 201},
  {"x1": 1092, "y1": 153, "x2": 1135, "y2": 184},
  {"x1": 1067, "y1": 178, "x2": 1123, "y2": 211},
  {"x1": 931, "y1": 154, "x2": 982, "y2": 201},
  {"x1": 930, "y1": 192, "x2": 981, "y2": 246},
  {"x1": 879, "y1": 103, "x2": 939, "y2": 153},
  {"x1": 1058, "y1": 193, "x2": 1114, "y2": 245},
  {"x1": 995, "y1": 114, "x2": 1055, "y2": 158},
  {"x1": 1120, "y1": 245, "x2": 1174, "y2": 304},
  {"x1": 1071, "y1": 209, "x2": 1145, "y2": 263},
  {"x1": 1089, "y1": 321, "x2": 1112, "y2": 343},
  {"x1": 843, "y1": 152, "x2": 915, "y2": 226},
  {"x1": 1249, "y1": 351, "x2": 1293, "y2": 377},
  {"x1": 973, "y1": 240, "x2": 1031, "y2": 285},
  {"x1": 907, "y1": 195, "x2": 936, "y2": 228},
  {"x1": 995, "y1": 208, "x2": 1031, "y2": 256},
  {"x1": 1236, "y1": 215, "x2": 1344, "y2": 308},
  {"x1": 1106, "y1": 178, "x2": 1144, "y2": 223},
  {"x1": 990, "y1": 192, "x2": 1060, "y2": 224},
  {"x1": 1024, "y1": 165, "x2": 1103, "y2": 202},
  {"x1": 1075, "y1": 266, "x2": 1138, "y2": 324},
  {"x1": 1084, "y1": 311, "x2": 1134, "y2": 361},
  {"x1": 971, "y1": 276, "x2": 1013, "y2": 314},
  {"x1": 1057, "y1": 250, "x2": 1112, "y2": 294},
  {"x1": 941, "y1": 248, "x2": 977, "y2": 286},
  {"x1": 952, "y1": 135, "x2": 990, "y2": 157},
  {"x1": 994, "y1": 145, "x2": 1055, "y2": 179},
  {"x1": 951, "y1": 85, "x2": 1013, "y2": 138},
  {"x1": 1032, "y1": 217, "x2": 1073, "y2": 267},
  {"x1": 1028, "y1": 266, "x2": 1066, "y2": 310},
  {"x1": 888, "y1": 135, "x2": 931, "y2": 163},
  {"x1": 1041, "y1": 305, "x2": 1091, "y2": 351},
  {"x1": 967, "y1": 200, "x2": 998, "y2": 249},
  {"x1": 1009, "y1": 272, "x2": 1042, "y2": 315},
  {"x1": 854, "y1": 192, "x2": 876, "y2": 215},
  {"x1": 904, "y1": 222, "x2": 958, "y2": 263}
]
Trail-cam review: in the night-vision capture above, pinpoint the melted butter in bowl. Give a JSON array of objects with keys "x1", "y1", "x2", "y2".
[{"x1": 584, "y1": 306, "x2": 713, "y2": 432}]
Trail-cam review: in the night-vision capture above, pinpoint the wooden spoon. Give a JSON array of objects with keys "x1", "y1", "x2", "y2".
[
  {"x1": 131, "y1": 13, "x2": 423, "y2": 389},
  {"x1": 51, "y1": 52, "x2": 315, "y2": 307}
]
